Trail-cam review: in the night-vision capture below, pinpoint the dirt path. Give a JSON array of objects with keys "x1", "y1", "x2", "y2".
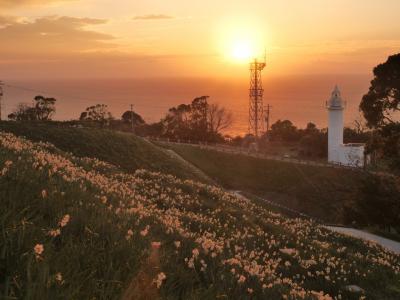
[{"x1": 122, "y1": 244, "x2": 161, "y2": 300}]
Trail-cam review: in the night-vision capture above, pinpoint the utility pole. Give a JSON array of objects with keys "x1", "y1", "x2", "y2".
[
  {"x1": 0, "y1": 81, "x2": 3, "y2": 121},
  {"x1": 264, "y1": 104, "x2": 272, "y2": 133},
  {"x1": 130, "y1": 104, "x2": 134, "y2": 131}
]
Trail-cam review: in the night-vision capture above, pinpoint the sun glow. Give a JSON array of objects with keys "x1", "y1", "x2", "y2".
[
  {"x1": 216, "y1": 17, "x2": 266, "y2": 63},
  {"x1": 231, "y1": 38, "x2": 255, "y2": 61}
]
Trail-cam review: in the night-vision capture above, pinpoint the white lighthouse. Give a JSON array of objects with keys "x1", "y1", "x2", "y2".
[
  {"x1": 326, "y1": 86, "x2": 365, "y2": 167},
  {"x1": 327, "y1": 86, "x2": 345, "y2": 162}
]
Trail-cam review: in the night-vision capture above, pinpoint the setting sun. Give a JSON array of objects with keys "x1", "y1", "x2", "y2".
[
  {"x1": 231, "y1": 39, "x2": 255, "y2": 61},
  {"x1": 216, "y1": 16, "x2": 266, "y2": 63}
]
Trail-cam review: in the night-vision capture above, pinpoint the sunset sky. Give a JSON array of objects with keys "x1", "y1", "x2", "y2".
[
  {"x1": 1, "y1": 0, "x2": 400, "y2": 79},
  {"x1": 1, "y1": 0, "x2": 399, "y2": 132}
]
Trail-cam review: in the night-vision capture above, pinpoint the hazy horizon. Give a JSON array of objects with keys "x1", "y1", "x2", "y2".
[{"x1": 2, "y1": 73, "x2": 371, "y2": 135}]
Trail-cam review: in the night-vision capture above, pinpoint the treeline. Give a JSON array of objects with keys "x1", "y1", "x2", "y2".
[
  {"x1": 7, "y1": 95, "x2": 233, "y2": 143},
  {"x1": 7, "y1": 93, "x2": 369, "y2": 160},
  {"x1": 229, "y1": 120, "x2": 369, "y2": 159}
]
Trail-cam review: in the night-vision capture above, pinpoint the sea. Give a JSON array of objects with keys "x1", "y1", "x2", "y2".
[{"x1": 1, "y1": 74, "x2": 371, "y2": 136}]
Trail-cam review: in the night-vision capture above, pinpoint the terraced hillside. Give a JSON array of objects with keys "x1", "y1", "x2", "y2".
[{"x1": 1, "y1": 131, "x2": 399, "y2": 299}]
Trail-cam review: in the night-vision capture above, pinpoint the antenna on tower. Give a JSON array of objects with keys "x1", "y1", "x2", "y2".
[{"x1": 248, "y1": 52, "x2": 267, "y2": 139}]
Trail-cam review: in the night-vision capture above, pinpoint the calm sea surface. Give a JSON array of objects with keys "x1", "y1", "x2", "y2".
[{"x1": 2, "y1": 75, "x2": 371, "y2": 135}]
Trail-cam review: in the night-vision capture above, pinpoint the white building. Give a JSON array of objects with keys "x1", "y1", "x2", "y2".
[{"x1": 326, "y1": 86, "x2": 365, "y2": 167}]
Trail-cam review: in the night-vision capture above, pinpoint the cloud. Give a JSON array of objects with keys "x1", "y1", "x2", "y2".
[
  {"x1": 133, "y1": 14, "x2": 174, "y2": 21},
  {"x1": 0, "y1": 0, "x2": 75, "y2": 8},
  {"x1": 0, "y1": 15, "x2": 116, "y2": 54},
  {"x1": 0, "y1": 15, "x2": 20, "y2": 25}
]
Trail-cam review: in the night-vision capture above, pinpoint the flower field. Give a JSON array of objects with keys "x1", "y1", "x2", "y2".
[{"x1": 1, "y1": 131, "x2": 399, "y2": 299}]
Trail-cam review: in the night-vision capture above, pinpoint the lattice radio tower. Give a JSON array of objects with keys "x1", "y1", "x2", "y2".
[{"x1": 248, "y1": 54, "x2": 266, "y2": 138}]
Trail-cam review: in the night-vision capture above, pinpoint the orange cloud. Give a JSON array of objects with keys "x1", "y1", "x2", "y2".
[
  {"x1": 0, "y1": 15, "x2": 20, "y2": 25},
  {"x1": 0, "y1": 15, "x2": 115, "y2": 55}
]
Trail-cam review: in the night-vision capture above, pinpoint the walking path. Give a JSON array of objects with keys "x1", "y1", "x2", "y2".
[
  {"x1": 326, "y1": 226, "x2": 400, "y2": 254},
  {"x1": 235, "y1": 191, "x2": 400, "y2": 255},
  {"x1": 150, "y1": 139, "x2": 400, "y2": 255}
]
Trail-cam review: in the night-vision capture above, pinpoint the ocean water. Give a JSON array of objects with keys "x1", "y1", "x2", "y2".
[{"x1": 1, "y1": 74, "x2": 371, "y2": 135}]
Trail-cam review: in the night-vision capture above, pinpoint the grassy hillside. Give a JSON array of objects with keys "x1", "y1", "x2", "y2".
[
  {"x1": 1, "y1": 131, "x2": 400, "y2": 299},
  {"x1": 0, "y1": 122, "x2": 209, "y2": 183},
  {"x1": 160, "y1": 143, "x2": 365, "y2": 224}
]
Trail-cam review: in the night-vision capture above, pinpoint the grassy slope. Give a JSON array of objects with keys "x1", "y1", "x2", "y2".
[
  {"x1": 0, "y1": 122, "x2": 209, "y2": 183},
  {"x1": 162, "y1": 143, "x2": 364, "y2": 224},
  {"x1": 1, "y1": 132, "x2": 400, "y2": 299}
]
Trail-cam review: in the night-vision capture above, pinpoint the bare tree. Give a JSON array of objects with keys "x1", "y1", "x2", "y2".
[
  {"x1": 8, "y1": 103, "x2": 37, "y2": 121},
  {"x1": 353, "y1": 114, "x2": 367, "y2": 134},
  {"x1": 207, "y1": 103, "x2": 233, "y2": 134}
]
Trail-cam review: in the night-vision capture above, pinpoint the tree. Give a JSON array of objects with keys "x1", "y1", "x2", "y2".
[
  {"x1": 304, "y1": 122, "x2": 318, "y2": 135},
  {"x1": 190, "y1": 96, "x2": 209, "y2": 140},
  {"x1": 345, "y1": 173, "x2": 400, "y2": 232},
  {"x1": 353, "y1": 115, "x2": 368, "y2": 135},
  {"x1": 163, "y1": 103, "x2": 192, "y2": 139},
  {"x1": 80, "y1": 104, "x2": 113, "y2": 126},
  {"x1": 360, "y1": 53, "x2": 400, "y2": 172},
  {"x1": 269, "y1": 120, "x2": 299, "y2": 142},
  {"x1": 208, "y1": 103, "x2": 233, "y2": 136},
  {"x1": 8, "y1": 103, "x2": 37, "y2": 121},
  {"x1": 34, "y1": 95, "x2": 56, "y2": 120},
  {"x1": 8, "y1": 95, "x2": 56, "y2": 121},
  {"x1": 161, "y1": 96, "x2": 231, "y2": 142},
  {"x1": 360, "y1": 53, "x2": 400, "y2": 127},
  {"x1": 377, "y1": 123, "x2": 400, "y2": 170},
  {"x1": 299, "y1": 125, "x2": 327, "y2": 158},
  {"x1": 121, "y1": 110, "x2": 145, "y2": 126}
]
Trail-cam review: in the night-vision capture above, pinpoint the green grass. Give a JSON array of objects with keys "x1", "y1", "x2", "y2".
[
  {"x1": 161, "y1": 143, "x2": 365, "y2": 224},
  {"x1": 0, "y1": 139, "x2": 147, "y2": 299},
  {"x1": 1, "y1": 131, "x2": 400, "y2": 299},
  {"x1": 0, "y1": 121, "x2": 210, "y2": 183}
]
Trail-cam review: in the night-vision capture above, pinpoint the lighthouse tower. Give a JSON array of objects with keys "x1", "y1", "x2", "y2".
[{"x1": 326, "y1": 86, "x2": 345, "y2": 163}]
